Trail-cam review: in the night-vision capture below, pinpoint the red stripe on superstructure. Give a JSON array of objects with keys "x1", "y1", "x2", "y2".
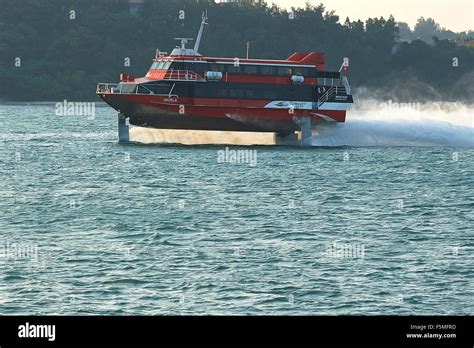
[{"x1": 145, "y1": 70, "x2": 169, "y2": 79}]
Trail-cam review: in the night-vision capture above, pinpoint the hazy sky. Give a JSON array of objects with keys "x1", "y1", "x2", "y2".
[{"x1": 267, "y1": 0, "x2": 473, "y2": 32}]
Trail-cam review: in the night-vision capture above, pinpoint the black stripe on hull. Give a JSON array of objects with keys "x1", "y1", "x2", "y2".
[{"x1": 100, "y1": 95, "x2": 298, "y2": 135}]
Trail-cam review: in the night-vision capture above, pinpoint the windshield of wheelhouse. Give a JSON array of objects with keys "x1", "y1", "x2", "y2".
[
  {"x1": 150, "y1": 60, "x2": 172, "y2": 70},
  {"x1": 116, "y1": 83, "x2": 137, "y2": 93}
]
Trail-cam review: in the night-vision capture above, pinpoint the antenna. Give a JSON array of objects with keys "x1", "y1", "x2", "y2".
[
  {"x1": 194, "y1": 11, "x2": 208, "y2": 52},
  {"x1": 174, "y1": 38, "x2": 193, "y2": 50}
]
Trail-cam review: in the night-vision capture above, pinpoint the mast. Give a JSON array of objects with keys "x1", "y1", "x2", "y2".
[{"x1": 193, "y1": 11, "x2": 208, "y2": 53}]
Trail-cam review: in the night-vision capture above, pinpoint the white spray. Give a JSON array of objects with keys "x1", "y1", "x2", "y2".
[{"x1": 312, "y1": 100, "x2": 474, "y2": 147}]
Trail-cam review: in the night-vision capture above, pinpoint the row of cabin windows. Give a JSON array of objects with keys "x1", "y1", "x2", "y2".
[
  {"x1": 141, "y1": 83, "x2": 195, "y2": 96},
  {"x1": 195, "y1": 85, "x2": 312, "y2": 100},
  {"x1": 317, "y1": 71, "x2": 341, "y2": 79},
  {"x1": 212, "y1": 88, "x2": 279, "y2": 100},
  {"x1": 150, "y1": 61, "x2": 315, "y2": 77},
  {"x1": 194, "y1": 63, "x2": 314, "y2": 77},
  {"x1": 142, "y1": 83, "x2": 313, "y2": 100}
]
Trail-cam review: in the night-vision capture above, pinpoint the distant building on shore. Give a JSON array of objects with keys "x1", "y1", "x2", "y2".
[{"x1": 452, "y1": 38, "x2": 474, "y2": 48}]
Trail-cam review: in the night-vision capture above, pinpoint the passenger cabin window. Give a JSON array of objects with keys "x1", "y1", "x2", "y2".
[
  {"x1": 211, "y1": 63, "x2": 226, "y2": 73},
  {"x1": 263, "y1": 90, "x2": 277, "y2": 99},
  {"x1": 137, "y1": 85, "x2": 150, "y2": 94},
  {"x1": 144, "y1": 84, "x2": 172, "y2": 95},
  {"x1": 317, "y1": 71, "x2": 340, "y2": 79},
  {"x1": 170, "y1": 62, "x2": 185, "y2": 70},
  {"x1": 228, "y1": 88, "x2": 245, "y2": 98},
  {"x1": 293, "y1": 67, "x2": 310, "y2": 76},
  {"x1": 217, "y1": 88, "x2": 228, "y2": 98},
  {"x1": 184, "y1": 62, "x2": 204, "y2": 72},
  {"x1": 227, "y1": 65, "x2": 240, "y2": 74},
  {"x1": 243, "y1": 65, "x2": 258, "y2": 75},
  {"x1": 245, "y1": 89, "x2": 258, "y2": 98},
  {"x1": 260, "y1": 66, "x2": 276, "y2": 75},
  {"x1": 276, "y1": 66, "x2": 291, "y2": 76}
]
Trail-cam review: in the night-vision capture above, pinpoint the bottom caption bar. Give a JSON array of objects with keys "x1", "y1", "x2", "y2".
[{"x1": 0, "y1": 316, "x2": 472, "y2": 347}]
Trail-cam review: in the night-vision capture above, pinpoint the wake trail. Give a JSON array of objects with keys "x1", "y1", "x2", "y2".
[{"x1": 312, "y1": 100, "x2": 474, "y2": 147}]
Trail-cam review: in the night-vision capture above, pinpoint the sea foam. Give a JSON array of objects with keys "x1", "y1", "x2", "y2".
[{"x1": 312, "y1": 100, "x2": 474, "y2": 147}]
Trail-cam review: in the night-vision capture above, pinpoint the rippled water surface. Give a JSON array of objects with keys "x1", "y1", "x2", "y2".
[{"x1": 0, "y1": 104, "x2": 473, "y2": 315}]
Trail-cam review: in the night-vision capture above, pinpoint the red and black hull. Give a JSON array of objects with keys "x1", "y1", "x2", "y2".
[{"x1": 99, "y1": 93, "x2": 351, "y2": 136}]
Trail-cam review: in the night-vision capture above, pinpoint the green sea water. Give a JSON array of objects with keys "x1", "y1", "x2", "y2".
[{"x1": 0, "y1": 104, "x2": 472, "y2": 315}]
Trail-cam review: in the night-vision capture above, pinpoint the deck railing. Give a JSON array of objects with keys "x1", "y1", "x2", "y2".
[
  {"x1": 162, "y1": 70, "x2": 205, "y2": 81},
  {"x1": 97, "y1": 83, "x2": 120, "y2": 94},
  {"x1": 97, "y1": 70, "x2": 205, "y2": 94},
  {"x1": 96, "y1": 82, "x2": 182, "y2": 99},
  {"x1": 317, "y1": 86, "x2": 347, "y2": 108}
]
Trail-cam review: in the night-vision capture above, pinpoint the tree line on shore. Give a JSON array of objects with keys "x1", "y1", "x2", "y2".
[{"x1": 0, "y1": 0, "x2": 472, "y2": 102}]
